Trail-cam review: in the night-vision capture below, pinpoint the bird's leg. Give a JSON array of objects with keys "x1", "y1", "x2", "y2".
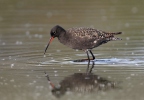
[
  {"x1": 73, "y1": 49, "x2": 95, "y2": 62},
  {"x1": 86, "y1": 49, "x2": 90, "y2": 61},
  {"x1": 89, "y1": 50, "x2": 95, "y2": 60},
  {"x1": 86, "y1": 50, "x2": 90, "y2": 73}
]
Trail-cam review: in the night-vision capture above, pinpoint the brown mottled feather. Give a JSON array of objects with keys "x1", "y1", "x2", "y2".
[
  {"x1": 55, "y1": 26, "x2": 122, "y2": 50},
  {"x1": 62, "y1": 27, "x2": 122, "y2": 50},
  {"x1": 45, "y1": 25, "x2": 122, "y2": 60},
  {"x1": 67, "y1": 27, "x2": 121, "y2": 39}
]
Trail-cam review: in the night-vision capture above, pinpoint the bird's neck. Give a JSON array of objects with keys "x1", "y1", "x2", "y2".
[{"x1": 58, "y1": 31, "x2": 69, "y2": 45}]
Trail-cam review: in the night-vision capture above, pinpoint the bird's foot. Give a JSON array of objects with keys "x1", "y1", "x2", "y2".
[{"x1": 73, "y1": 58, "x2": 95, "y2": 62}]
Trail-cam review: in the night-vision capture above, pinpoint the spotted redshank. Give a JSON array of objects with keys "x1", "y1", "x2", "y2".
[{"x1": 44, "y1": 25, "x2": 122, "y2": 61}]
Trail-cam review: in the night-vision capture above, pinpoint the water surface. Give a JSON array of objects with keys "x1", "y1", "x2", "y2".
[{"x1": 0, "y1": 0, "x2": 144, "y2": 100}]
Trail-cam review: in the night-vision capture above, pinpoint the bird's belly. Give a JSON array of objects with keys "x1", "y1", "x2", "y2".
[
  {"x1": 64, "y1": 39, "x2": 99, "y2": 50},
  {"x1": 58, "y1": 36, "x2": 100, "y2": 50}
]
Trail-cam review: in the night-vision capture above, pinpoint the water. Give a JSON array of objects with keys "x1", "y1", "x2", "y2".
[{"x1": 0, "y1": 0, "x2": 144, "y2": 100}]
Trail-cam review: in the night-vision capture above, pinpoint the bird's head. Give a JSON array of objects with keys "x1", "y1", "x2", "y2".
[{"x1": 44, "y1": 25, "x2": 65, "y2": 54}]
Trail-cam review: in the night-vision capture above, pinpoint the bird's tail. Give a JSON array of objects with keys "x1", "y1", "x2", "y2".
[
  {"x1": 106, "y1": 32, "x2": 122, "y2": 41},
  {"x1": 112, "y1": 32, "x2": 122, "y2": 40},
  {"x1": 111, "y1": 32, "x2": 122, "y2": 35}
]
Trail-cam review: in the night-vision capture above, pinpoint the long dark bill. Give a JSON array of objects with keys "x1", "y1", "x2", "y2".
[{"x1": 44, "y1": 37, "x2": 54, "y2": 54}]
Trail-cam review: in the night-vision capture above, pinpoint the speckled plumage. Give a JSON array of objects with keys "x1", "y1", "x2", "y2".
[
  {"x1": 57, "y1": 26, "x2": 122, "y2": 50},
  {"x1": 44, "y1": 25, "x2": 122, "y2": 60}
]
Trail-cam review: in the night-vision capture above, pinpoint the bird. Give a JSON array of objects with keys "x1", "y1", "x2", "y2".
[{"x1": 44, "y1": 25, "x2": 122, "y2": 61}]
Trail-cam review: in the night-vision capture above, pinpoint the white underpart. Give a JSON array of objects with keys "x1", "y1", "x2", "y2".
[{"x1": 94, "y1": 40, "x2": 97, "y2": 43}]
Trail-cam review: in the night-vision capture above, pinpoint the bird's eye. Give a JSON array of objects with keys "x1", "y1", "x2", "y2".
[
  {"x1": 51, "y1": 31, "x2": 56, "y2": 37},
  {"x1": 53, "y1": 31, "x2": 56, "y2": 34}
]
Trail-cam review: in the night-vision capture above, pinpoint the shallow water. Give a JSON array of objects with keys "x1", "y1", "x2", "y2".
[{"x1": 0, "y1": 0, "x2": 144, "y2": 100}]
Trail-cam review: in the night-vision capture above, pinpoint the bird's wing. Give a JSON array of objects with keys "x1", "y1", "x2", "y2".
[
  {"x1": 67, "y1": 27, "x2": 121, "y2": 41},
  {"x1": 67, "y1": 27, "x2": 100, "y2": 39}
]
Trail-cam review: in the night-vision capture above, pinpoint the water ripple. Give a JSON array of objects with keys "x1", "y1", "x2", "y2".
[{"x1": 41, "y1": 58, "x2": 144, "y2": 67}]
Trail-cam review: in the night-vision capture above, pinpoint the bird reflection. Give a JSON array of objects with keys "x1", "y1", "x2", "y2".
[{"x1": 45, "y1": 61, "x2": 117, "y2": 98}]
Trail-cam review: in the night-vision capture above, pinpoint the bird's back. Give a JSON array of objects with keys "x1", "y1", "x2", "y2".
[
  {"x1": 67, "y1": 27, "x2": 121, "y2": 39},
  {"x1": 63, "y1": 27, "x2": 122, "y2": 50}
]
